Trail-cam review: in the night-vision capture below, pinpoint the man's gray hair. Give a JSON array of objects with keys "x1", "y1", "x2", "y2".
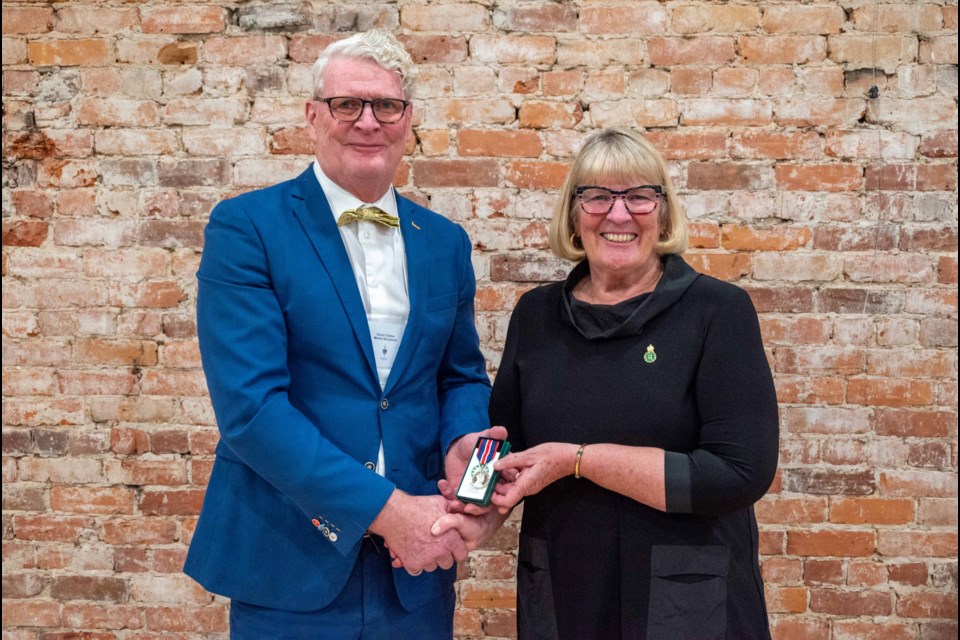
[{"x1": 312, "y1": 30, "x2": 417, "y2": 99}]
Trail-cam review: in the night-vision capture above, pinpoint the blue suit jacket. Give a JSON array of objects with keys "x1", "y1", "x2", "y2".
[{"x1": 184, "y1": 167, "x2": 491, "y2": 611}]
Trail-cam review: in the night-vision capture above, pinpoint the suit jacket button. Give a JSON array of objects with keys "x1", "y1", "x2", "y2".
[
  {"x1": 380, "y1": 398, "x2": 389, "y2": 410},
  {"x1": 321, "y1": 527, "x2": 330, "y2": 537},
  {"x1": 329, "y1": 532, "x2": 338, "y2": 542},
  {"x1": 364, "y1": 461, "x2": 376, "y2": 470}
]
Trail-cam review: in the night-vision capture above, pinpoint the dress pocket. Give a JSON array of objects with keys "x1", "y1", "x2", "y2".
[
  {"x1": 517, "y1": 534, "x2": 559, "y2": 640},
  {"x1": 647, "y1": 544, "x2": 729, "y2": 640}
]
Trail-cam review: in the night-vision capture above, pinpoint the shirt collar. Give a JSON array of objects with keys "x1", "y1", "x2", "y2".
[{"x1": 312, "y1": 161, "x2": 399, "y2": 224}]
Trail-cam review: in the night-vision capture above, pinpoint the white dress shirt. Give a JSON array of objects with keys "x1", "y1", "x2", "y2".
[{"x1": 314, "y1": 162, "x2": 409, "y2": 475}]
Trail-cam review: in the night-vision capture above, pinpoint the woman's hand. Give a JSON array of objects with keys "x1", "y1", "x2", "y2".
[{"x1": 490, "y1": 442, "x2": 579, "y2": 511}]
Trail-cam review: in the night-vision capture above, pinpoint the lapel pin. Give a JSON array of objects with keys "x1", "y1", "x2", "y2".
[
  {"x1": 644, "y1": 344, "x2": 657, "y2": 364},
  {"x1": 411, "y1": 221, "x2": 421, "y2": 230}
]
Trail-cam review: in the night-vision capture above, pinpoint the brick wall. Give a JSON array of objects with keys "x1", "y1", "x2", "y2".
[{"x1": 2, "y1": 1, "x2": 957, "y2": 638}]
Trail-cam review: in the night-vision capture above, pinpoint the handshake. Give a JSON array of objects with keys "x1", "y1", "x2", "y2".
[{"x1": 367, "y1": 426, "x2": 513, "y2": 576}]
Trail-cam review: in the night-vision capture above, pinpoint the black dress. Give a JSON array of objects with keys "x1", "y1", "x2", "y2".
[{"x1": 490, "y1": 255, "x2": 779, "y2": 640}]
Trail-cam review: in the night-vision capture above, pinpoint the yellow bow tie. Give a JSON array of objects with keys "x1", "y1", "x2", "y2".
[{"x1": 337, "y1": 206, "x2": 400, "y2": 228}]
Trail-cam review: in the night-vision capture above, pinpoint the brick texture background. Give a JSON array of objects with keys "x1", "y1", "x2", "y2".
[{"x1": 3, "y1": 1, "x2": 957, "y2": 638}]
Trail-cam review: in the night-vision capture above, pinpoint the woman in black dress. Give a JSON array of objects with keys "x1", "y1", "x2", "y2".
[{"x1": 488, "y1": 128, "x2": 779, "y2": 640}]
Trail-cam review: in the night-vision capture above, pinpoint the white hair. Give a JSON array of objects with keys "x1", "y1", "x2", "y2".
[{"x1": 311, "y1": 30, "x2": 417, "y2": 99}]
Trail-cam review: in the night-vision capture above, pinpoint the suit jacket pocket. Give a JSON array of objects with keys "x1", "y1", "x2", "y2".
[
  {"x1": 517, "y1": 534, "x2": 559, "y2": 640},
  {"x1": 647, "y1": 544, "x2": 729, "y2": 640}
]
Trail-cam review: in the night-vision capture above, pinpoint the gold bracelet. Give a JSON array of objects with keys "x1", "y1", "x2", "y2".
[{"x1": 574, "y1": 444, "x2": 586, "y2": 479}]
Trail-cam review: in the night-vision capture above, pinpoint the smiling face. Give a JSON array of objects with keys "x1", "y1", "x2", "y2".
[
  {"x1": 575, "y1": 179, "x2": 663, "y2": 285},
  {"x1": 305, "y1": 56, "x2": 412, "y2": 202}
]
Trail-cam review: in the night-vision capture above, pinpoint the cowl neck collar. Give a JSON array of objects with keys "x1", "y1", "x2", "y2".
[{"x1": 561, "y1": 254, "x2": 700, "y2": 340}]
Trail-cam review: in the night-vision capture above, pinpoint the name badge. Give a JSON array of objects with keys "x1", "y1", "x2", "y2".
[
  {"x1": 456, "y1": 437, "x2": 510, "y2": 507},
  {"x1": 370, "y1": 320, "x2": 405, "y2": 369}
]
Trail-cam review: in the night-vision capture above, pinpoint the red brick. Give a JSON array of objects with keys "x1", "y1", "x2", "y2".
[
  {"x1": 397, "y1": 34, "x2": 468, "y2": 64},
  {"x1": 921, "y1": 130, "x2": 958, "y2": 158},
  {"x1": 879, "y1": 470, "x2": 958, "y2": 498},
  {"x1": 101, "y1": 518, "x2": 177, "y2": 546},
  {"x1": 787, "y1": 530, "x2": 876, "y2": 557},
  {"x1": 493, "y1": 3, "x2": 577, "y2": 32},
  {"x1": 889, "y1": 562, "x2": 929, "y2": 586},
  {"x1": 140, "y1": 6, "x2": 225, "y2": 34},
  {"x1": 55, "y1": 7, "x2": 138, "y2": 34},
  {"x1": 139, "y1": 370, "x2": 207, "y2": 396},
  {"x1": 684, "y1": 253, "x2": 751, "y2": 281},
  {"x1": 1, "y1": 599, "x2": 61, "y2": 627},
  {"x1": 848, "y1": 378, "x2": 936, "y2": 407},
  {"x1": 412, "y1": 159, "x2": 499, "y2": 188},
  {"x1": 51, "y1": 575, "x2": 127, "y2": 602},
  {"x1": 898, "y1": 592, "x2": 959, "y2": 619},
  {"x1": 769, "y1": 617, "x2": 829, "y2": 640},
  {"x1": 732, "y1": 131, "x2": 821, "y2": 159},
  {"x1": 460, "y1": 582, "x2": 516, "y2": 609},
  {"x1": 684, "y1": 99, "x2": 773, "y2": 126},
  {"x1": 202, "y1": 35, "x2": 286, "y2": 65},
  {"x1": 687, "y1": 163, "x2": 772, "y2": 190},
  {"x1": 763, "y1": 6, "x2": 846, "y2": 34},
  {"x1": 144, "y1": 605, "x2": 228, "y2": 633},
  {"x1": 777, "y1": 99, "x2": 866, "y2": 128},
  {"x1": 8, "y1": 191, "x2": 50, "y2": 220},
  {"x1": 469, "y1": 35, "x2": 555, "y2": 64},
  {"x1": 877, "y1": 530, "x2": 957, "y2": 558},
  {"x1": 2, "y1": 220, "x2": 49, "y2": 247},
  {"x1": 518, "y1": 101, "x2": 582, "y2": 129},
  {"x1": 440, "y1": 98, "x2": 516, "y2": 126},
  {"x1": 2, "y1": 6, "x2": 53, "y2": 34},
  {"x1": 776, "y1": 164, "x2": 863, "y2": 191},
  {"x1": 830, "y1": 498, "x2": 915, "y2": 525},
  {"x1": 139, "y1": 489, "x2": 205, "y2": 516},
  {"x1": 644, "y1": 131, "x2": 728, "y2": 160},
  {"x1": 28, "y1": 39, "x2": 110, "y2": 66},
  {"x1": 60, "y1": 603, "x2": 144, "y2": 630},
  {"x1": 671, "y1": 68, "x2": 712, "y2": 95},
  {"x1": 804, "y1": 559, "x2": 844, "y2": 585},
  {"x1": 74, "y1": 339, "x2": 158, "y2": 367},
  {"x1": 740, "y1": 36, "x2": 827, "y2": 64},
  {"x1": 673, "y1": 4, "x2": 759, "y2": 32},
  {"x1": 851, "y1": 4, "x2": 943, "y2": 33},
  {"x1": 829, "y1": 35, "x2": 919, "y2": 71},
  {"x1": 504, "y1": 161, "x2": 567, "y2": 189},
  {"x1": 580, "y1": 4, "x2": 668, "y2": 34},
  {"x1": 458, "y1": 130, "x2": 541, "y2": 158},
  {"x1": 755, "y1": 497, "x2": 827, "y2": 524},
  {"x1": 765, "y1": 585, "x2": 808, "y2": 613},
  {"x1": 722, "y1": 224, "x2": 810, "y2": 251},
  {"x1": 810, "y1": 588, "x2": 892, "y2": 616},
  {"x1": 50, "y1": 486, "x2": 136, "y2": 515},
  {"x1": 874, "y1": 409, "x2": 955, "y2": 437},
  {"x1": 401, "y1": 4, "x2": 490, "y2": 32}
]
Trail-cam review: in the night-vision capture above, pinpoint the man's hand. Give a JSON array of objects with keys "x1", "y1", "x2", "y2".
[
  {"x1": 442, "y1": 426, "x2": 508, "y2": 514},
  {"x1": 430, "y1": 508, "x2": 510, "y2": 553},
  {"x1": 368, "y1": 490, "x2": 468, "y2": 574}
]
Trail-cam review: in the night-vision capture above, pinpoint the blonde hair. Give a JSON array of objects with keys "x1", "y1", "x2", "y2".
[
  {"x1": 548, "y1": 128, "x2": 688, "y2": 262},
  {"x1": 312, "y1": 30, "x2": 417, "y2": 99}
]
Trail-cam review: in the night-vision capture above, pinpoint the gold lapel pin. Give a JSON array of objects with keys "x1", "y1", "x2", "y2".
[{"x1": 644, "y1": 344, "x2": 657, "y2": 364}]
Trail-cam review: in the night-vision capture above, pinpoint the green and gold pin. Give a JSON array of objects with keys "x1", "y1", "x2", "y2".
[{"x1": 643, "y1": 344, "x2": 657, "y2": 364}]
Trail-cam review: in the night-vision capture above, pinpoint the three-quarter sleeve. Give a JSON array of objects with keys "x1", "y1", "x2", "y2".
[{"x1": 664, "y1": 286, "x2": 779, "y2": 515}]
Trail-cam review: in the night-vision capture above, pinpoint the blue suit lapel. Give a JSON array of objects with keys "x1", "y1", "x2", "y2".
[
  {"x1": 383, "y1": 195, "x2": 425, "y2": 394},
  {"x1": 289, "y1": 170, "x2": 378, "y2": 382}
]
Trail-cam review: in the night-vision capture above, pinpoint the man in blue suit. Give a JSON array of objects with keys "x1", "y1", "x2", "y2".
[{"x1": 184, "y1": 31, "x2": 498, "y2": 638}]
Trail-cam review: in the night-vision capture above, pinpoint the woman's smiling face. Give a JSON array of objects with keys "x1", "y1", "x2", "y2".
[{"x1": 575, "y1": 180, "x2": 663, "y2": 283}]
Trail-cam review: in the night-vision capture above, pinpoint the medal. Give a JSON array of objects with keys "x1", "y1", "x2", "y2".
[
  {"x1": 470, "y1": 464, "x2": 491, "y2": 488},
  {"x1": 456, "y1": 437, "x2": 510, "y2": 506}
]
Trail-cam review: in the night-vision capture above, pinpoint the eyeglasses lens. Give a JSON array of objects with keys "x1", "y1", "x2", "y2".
[
  {"x1": 327, "y1": 97, "x2": 407, "y2": 123},
  {"x1": 580, "y1": 188, "x2": 659, "y2": 215}
]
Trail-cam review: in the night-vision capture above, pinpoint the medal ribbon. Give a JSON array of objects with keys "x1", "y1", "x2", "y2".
[{"x1": 476, "y1": 438, "x2": 498, "y2": 465}]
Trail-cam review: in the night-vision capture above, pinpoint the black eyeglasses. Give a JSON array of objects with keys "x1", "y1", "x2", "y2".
[
  {"x1": 575, "y1": 185, "x2": 663, "y2": 216},
  {"x1": 317, "y1": 96, "x2": 410, "y2": 124}
]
